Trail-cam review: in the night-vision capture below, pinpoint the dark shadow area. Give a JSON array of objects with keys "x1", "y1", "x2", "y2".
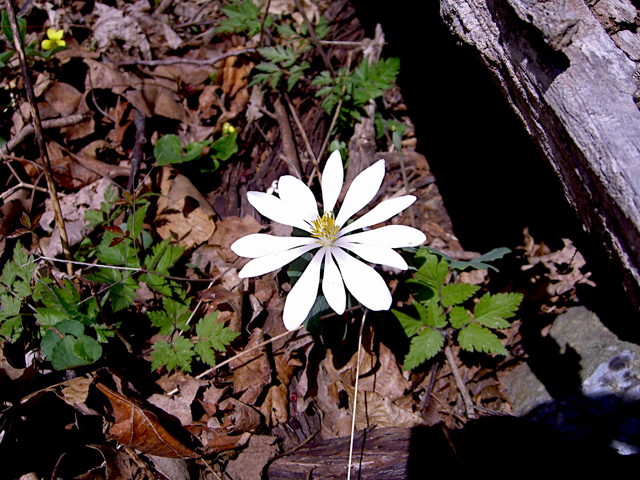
[{"x1": 350, "y1": 0, "x2": 640, "y2": 341}]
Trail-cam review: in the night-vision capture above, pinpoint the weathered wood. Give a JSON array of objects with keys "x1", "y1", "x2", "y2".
[
  {"x1": 439, "y1": 0, "x2": 640, "y2": 312},
  {"x1": 266, "y1": 426, "x2": 452, "y2": 479}
]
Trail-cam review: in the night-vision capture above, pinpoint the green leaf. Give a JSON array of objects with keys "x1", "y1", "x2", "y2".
[
  {"x1": 403, "y1": 328, "x2": 444, "y2": 371},
  {"x1": 194, "y1": 312, "x2": 240, "y2": 366},
  {"x1": 258, "y1": 45, "x2": 296, "y2": 65},
  {"x1": 150, "y1": 336, "x2": 195, "y2": 372},
  {"x1": 215, "y1": 0, "x2": 271, "y2": 37},
  {"x1": 154, "y1": 134, "x2": 186, "y2": 165},
  {"x1": 422, "y1": 298, "x2": 447, "y2": 328},
  {"x1": 472, "y1": 292, "x2": 523, "y2": 329},
  {"x1": 0, "y1": 49, "x2": 14, "y2": 67},
  {"x1": 392, "y1": 308, "x2": 424, "y2": 338},
  {"x1": 2, "y1": 10, "x2": 26, "y2": 43},
  {"x1": 147, "y1": 294, "x2": 191, "y2": 336},
  {"x1": 449, "y1": 247, "x2": 512, "y2": 272},
  {"x1": 449, "y1": 306, "x2": 471, "y2": 329},
  {"x1": 86, "y1": 268, "x2": 139, "y2": 312},
  {"x1": 41, "y1": 320, "x2": 102, "y2": 370},
  {"x1": 413, "y1": 250, "x2": 449, "y2": 292},
  {"x1": 84, "y1": 208, "x2": 105, "y2": 227},
  {"x1": 210, "y1": 130, "x2": 238, "y2": 161},
  {"x1": 441, "y1": 283, "x2": 480, "y2": 308},
  {"x1": 0, "y1": 294, "x2": 23, "y2": 341},
  {"x1": 458, "y1": 323, "x2": 508, "y2": 356}
]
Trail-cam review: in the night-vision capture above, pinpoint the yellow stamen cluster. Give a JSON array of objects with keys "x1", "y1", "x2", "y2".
[{"x1": 310, "y1": 212, "x2": 339, "y2": 246}]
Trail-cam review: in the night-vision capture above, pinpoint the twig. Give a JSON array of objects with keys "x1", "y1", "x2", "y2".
[
  {"x1": 317, "y1": 50, "x2": 353, "y2": 163},
  {"x1": 1, "y1": 114, "x2": 90, "y2": 156},
  {"x1": 293, "y1": 0, "x2": 333, "y2": 78},
  {"x1": 284, "y1": 92, "x2": 321, "y2": 186},
  {"x1": 443, "y1": 344, "x2": 476, "y2": 420},
  {"x1": 4, "y1": 0, "x2": 73, "y2": 277},
  {"x1": 154, "y1": 0, "x2": 173, "y2": 15},
  {"x1": 394, "y1": 144, "x2": 416, "y2": 229},
  {"x1": 127, "y1": 109, "x2": 147, "y2": 193},
  {"x1": 116, "y1": 48, "x2": 255, "y2": 67},
  {"x1": 166, "y1": 326, "x2": 306, "y2": 395},
  {"x1": 274, "y1": 96, "x2": 303, "y2": 178},
  {"x1": 259, "y1": 0, "x2": 273, "y2": 47},
  {"x1": 347, "y1": 309, "x2": 367, "y2": 480}
]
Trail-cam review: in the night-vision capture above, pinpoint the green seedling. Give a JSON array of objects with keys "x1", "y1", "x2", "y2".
[
  {"x1": 394, "y1": 248, "x2": 523, "y2": 370},
  {"x1": 154, "y1": 124, "x2": 238, "y2": 171}
]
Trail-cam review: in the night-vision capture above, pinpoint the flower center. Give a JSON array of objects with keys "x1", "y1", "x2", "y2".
[{"x1": 310, "y1": 212, "x2": 339, "y2": 246}]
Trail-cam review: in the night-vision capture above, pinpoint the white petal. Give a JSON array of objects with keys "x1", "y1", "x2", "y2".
[
  {"x1": 322, "y1": 250, "x2": 346, "y2": 315},
  {"x1": 338, "y1": 196, "x2": 417, "y2": 236},
  {"x1": 335, "y1": 160, "x2": 385, "y2": 228},
  {"x1": 238, "y1": 243, "x2": 317, "y2": 278},
  {"x1": 283, "y1": 249, "x2": 325, "y2": 330},
  {"x1": 247, "y1": 191, "x2": 312, "y2": 232},
  {"x1": 340, "y1": 225, "x2": 426, "y2": 248},
  {"x1": 231, "y1": 234, "x2": 317, "y2": 258},
  {"x1": 332, "y1": 247, "x2": 392, "y2": 311},
  {"x1": 333, "y1": 240, "x2": 408, "y2": 270},
  {"x1": 278, "y1": 175, "x2": 319, "y2": 224},
  {"x1": 322, "y1": 150, "x2": 343, "y2": 214}
]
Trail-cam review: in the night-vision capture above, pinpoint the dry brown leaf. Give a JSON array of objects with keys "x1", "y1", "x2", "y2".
[
  {"x1": 125, "y1": 84, "x2": 186, "y2": 121},
  {"x1": 92, "y1": 3, "x2": 152, "y2": 60},
  {"x1": 313, "y1": 352, "x2": 353, "y2": 438},
  {"x1": 259, "y1": 383, "x2": 289, "y2": 427},
  {"x1": 219, "y1": 398, "x2": 262, "y2": 433},
  {"x1": 342, "y1": 384, "x2": 426, "y2": 431},
  {"x1": 84, "y1": 58, "x2": 139, "y2": 95},
  {"x1": 43, "y1": 81, "x2": 82, "y2": 116},
  {"x1": 185, "y1": 423, "x2": 251, "y2": 454},
  {"x1": 231, "y1": 328, "x2": 272, "y2": 405},
  {"x1": 350, "y1": 343, "x2": 409, "y2": 402},
  {"x1": 223, "y1": 435, "x2": 279, "y2": 480},
  {"x1": 155, "y1": 168, "x2": 216, "y2": 249},
  {"x1": 40, "y1": 177, "x2": 119, "y2": 256},
  {"x1": 97, "y1": 383, "x2": 198, "y2": 459},
  {"x1": 201, "y1": 384, "x2": 230, "y2": 416}
]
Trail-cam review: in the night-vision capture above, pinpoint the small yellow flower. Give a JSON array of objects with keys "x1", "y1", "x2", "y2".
[
  {"x1": 222, "y1": 122, "x2": 235, "y2": 135},
  {"x1": 41, "y1": 28, "x2": 66, "y2": 50}
]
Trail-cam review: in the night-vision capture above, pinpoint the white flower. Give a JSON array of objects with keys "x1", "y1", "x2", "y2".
[{"x1": 231, "y1": 150, "x2": 426, "y2": 330}]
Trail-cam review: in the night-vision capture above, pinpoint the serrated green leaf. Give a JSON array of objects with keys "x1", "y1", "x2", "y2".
[
  {"x1": 403, "y1": 328, "x2": 444, "y2": 370},
  {"x1": 441, "y1": 283, "x2": 480, "y2": 308},
  {"x1": 150, "y1": 337, "x2": 195, "y2": 372},
  {"x1": 148, "y1": 294, "x2": 191, "y2": 335},
  {"x1": 392, "y1": 308, "x2": 423, "y2": 337},
  {"x1": 195, "y1": 312, "x2": 240, "y2": 352},
  {"x1": 413, "y1": 250, "x2": 449, "y2": 292},
  {"x1": 449, "y1": 305, "x2": 471, "y2": 329},
  {"x1": 423, "y1": 298, "x2": 448, "y2": 328},
  {"x1": 473, "y1": 292, "x2": 523, "y2": 329},
  {"x1": 458, "y1": 323, "x2": 507, "y2": 355},
  {"x1": 86, "y1": 268, "x2": 139, "y2": 312}
]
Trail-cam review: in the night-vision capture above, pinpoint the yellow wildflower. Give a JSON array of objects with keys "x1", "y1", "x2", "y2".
[
  {"x1": 41, "y1": 28, "x2": 66, "y2": 50},
  {"x1": 222, "y1": 122, "x2": 236, "y2": 135}
]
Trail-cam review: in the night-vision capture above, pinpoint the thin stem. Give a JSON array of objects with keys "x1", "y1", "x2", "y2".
[
  {"x1": 4, "y1": 0, "x2": 73, "y2": 277},
  {"x1": 284, "y1": 92, "x2": 321, "y2": 186},
  {"x1": 443, "y1": 344, "x2": 476, "y2": 420},
  {"x1": 347, "y1": 309, "x2": 367, "y2": 480}
]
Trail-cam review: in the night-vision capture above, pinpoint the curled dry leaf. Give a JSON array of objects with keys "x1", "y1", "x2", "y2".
[
  {"x1": 218, "y1": 397, "x2": 262, "y2": 434},
  {"x1": 97, "y1": 384, "x2": 198, "y2": 459},
  {"x1": 155, "y1": 168, "x2": 216, "y2": 249},
  {"x1": 231, "y1": 328, "x2": 272, "y2": 405}
]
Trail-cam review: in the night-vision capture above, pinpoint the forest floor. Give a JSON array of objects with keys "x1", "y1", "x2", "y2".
[{"x1": 0, "y1": 1, "x2": 602, "y2": 478}]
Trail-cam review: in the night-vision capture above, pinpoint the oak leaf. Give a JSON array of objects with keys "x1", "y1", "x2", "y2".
[{"x1": 97, "y1": 384, "x2": 198, "y2": 458}]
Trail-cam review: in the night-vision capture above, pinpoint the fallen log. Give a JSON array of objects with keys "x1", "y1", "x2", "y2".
[{"x1": 439, "y1": 0, "x2": 640, "y2": 313}]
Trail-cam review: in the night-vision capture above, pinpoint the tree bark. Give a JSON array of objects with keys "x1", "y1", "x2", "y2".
[{"x1": 439, "y1": 0, "x2": 640, "y2": 312}]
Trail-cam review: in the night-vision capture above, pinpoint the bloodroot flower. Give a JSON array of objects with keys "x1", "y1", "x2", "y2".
[{"x1": 231, "y1": 150, "x2": 426, "y2": 330}]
